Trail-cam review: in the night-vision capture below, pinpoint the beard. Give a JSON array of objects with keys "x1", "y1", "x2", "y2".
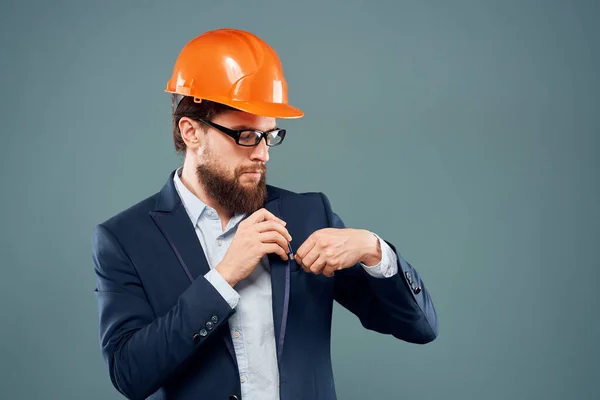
[{"x1": 196, "y1": 151, "x2": 267, "y2": 216}]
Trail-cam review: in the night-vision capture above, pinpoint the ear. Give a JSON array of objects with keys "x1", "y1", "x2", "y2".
[{"x1": 179, "y1": 117, "x2": 201, "y2": 150}]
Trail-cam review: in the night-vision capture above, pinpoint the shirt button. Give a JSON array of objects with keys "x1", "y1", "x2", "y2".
[
  {"x1": 206, "y1": 210, "x2": 213, "y2": 216},
  {"x1": 233, "y1": 330, "x2": 241, "y2": 339},
  {"x1": 217, "y1": 239, "x2": 223, "y2": 246},
  {"x1": 240, "y1": 375, "x2": 246, "y2": 383}
]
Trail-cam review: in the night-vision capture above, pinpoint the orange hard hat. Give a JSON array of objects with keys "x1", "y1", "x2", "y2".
[{"x1": 165, "y1": 28, "x2": 303, "y2": 119}]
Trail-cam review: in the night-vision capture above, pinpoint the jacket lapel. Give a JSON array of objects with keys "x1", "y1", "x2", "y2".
[
  {"x1": 150, "y1": 170, "x2": 210, "y2": 281},
  {"x1": 149, "y1": 170, "x2": 237, "y2": 366},
  {"x1": 264, "y1": 192, "x2": 291, "y2": 364},
  {"x1": 148, "y1": 171, "x2": 290, "y2": 369}
]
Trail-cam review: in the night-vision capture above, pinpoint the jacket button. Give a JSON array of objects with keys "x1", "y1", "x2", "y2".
[
  {"x1": 192, "y1": 333, "x2": 200, "y2": 342},
  {"x1": 413, "y1": 285, "x2": 422, "y2": 294},
  {"x1": 405, "y1": 271, "x2": 413, "y2": 284},
  {"x1": 229, "y1": 395, "x2": 239, "y2": 400},
  {"x1": 199, "y1": 329, "x2": 208, "y2": 337},
  {"x1": 211, "y1": 315, "x2": 219, "y2": 324},
  {"x1": 206, "y1": 321, "x2": 214, "y2": 330}
]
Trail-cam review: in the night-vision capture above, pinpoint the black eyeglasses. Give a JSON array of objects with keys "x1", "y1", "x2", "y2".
[{"x1": 198, "y1": 119, "x2": 287, "y2": 147}]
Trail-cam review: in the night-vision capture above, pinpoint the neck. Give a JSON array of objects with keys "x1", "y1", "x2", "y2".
[{"x1": 179, "y1": 160, "x2": 233, "y2": 225}]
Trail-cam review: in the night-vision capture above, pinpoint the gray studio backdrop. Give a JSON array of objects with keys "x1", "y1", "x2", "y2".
[{"x1": 1, "y1": 1, "x2": 598, "y2": 399}]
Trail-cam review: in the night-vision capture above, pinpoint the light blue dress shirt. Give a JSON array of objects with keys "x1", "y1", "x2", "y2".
[{"x1": 173, "y1": 167, "x2": 398, "y2": 399}]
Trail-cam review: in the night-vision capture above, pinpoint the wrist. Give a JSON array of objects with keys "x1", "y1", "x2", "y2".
[
  {"x1": 216, "y1": 263, "x2": 239, "y2": 287},
  {"x1": 359, "y1": 230, "x2": 382, "y2": 266}
]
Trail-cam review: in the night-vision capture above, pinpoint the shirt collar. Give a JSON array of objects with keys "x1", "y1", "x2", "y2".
[
  {"x1": 173, "y1": 166, "x2": 208, "y2": 227},
  {"x1": 172, "y1": 167, "x2": 248, "y2": 230}
]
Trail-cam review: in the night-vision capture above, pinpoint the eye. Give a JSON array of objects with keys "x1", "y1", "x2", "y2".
[{"x1": 238, "y1": 130, "x2": 258, "y2": 144}]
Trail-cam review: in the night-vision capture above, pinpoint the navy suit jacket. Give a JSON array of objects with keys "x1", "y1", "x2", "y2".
[{"x1": 92, "y1": 170, "x2": 438, "y2": 400}]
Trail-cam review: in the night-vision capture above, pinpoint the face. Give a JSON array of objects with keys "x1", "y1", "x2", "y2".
[{"x1": 187, "y1": 110, "x2": 277, "y2": 215}]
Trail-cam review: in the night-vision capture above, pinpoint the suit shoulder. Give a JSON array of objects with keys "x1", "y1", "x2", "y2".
[
  {"x1": 95, "y1": 192, "x2": 160, "y2": 233},
  {"x1": 266, "y1": 184, "x2": 325, "y2": 202},
  {"x1": 266, "y1": 185, "x2": 332, "y2": 217}
]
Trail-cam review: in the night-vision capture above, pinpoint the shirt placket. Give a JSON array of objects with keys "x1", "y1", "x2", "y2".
[{"x1": 213, "y1": 216, "x2": 249, "y2": 394}]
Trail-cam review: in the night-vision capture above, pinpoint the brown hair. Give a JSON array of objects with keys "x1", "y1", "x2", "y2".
[{"x1": 172, "y1": 95, "x2": 236, "y2": 155}]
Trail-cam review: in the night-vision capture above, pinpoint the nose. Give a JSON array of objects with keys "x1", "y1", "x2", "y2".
[{"x1": 250, "y1": 138, "x2": 269, "y2": 163}]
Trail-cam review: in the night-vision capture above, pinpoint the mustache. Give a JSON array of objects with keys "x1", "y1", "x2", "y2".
[{"x1": 238, "y1": 166, "x2": 266, "y2": 174}]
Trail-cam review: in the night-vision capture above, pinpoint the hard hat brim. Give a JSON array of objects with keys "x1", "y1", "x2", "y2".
[
  {"x1": 165, "y1": 89, "x2": 304, "y2": 119},
  {"x1": 227, "y1": 99, "x2": 304, "y2": 119}
]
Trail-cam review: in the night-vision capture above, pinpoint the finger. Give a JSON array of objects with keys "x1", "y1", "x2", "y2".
[
  {"x1": 259, "y1": 231, "x2": 290, "y2": 257},
  {"x1": 245, "y1": 208, "x2": 287, "y2": 226},
  {"x1": 262, "y1": 243, "x2": 288, "y2": 261},
  {"x1": 295, "y1": 251, "x2": 309, "y2": 270},
  {"x1": 308, "y1": 256, "x2": 327, "y2": 275},
  {"x1": 255, "y1": 221, "x2": 292, "y2": 241},
  {"x1": 322, "y1": 262, "x2": 338, "y2": 277},
  {"x1": 295, "y1": 235, "x2": 316, "y2": 260},
  {"x1": 297, "y1": 254, "x2": 309, "y2": 272},
  {"x1": 322, "y1": 268, "x2": 335, "y2": 278},
  {"x1": 301, "y1": 249, "x2": 321, "y2": 272}
]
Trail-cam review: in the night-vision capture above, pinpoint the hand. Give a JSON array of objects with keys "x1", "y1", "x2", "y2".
[
  {"x1": 294, "y1": 228, "x2": 381, "y2": 277},
  {"x1": 216, "y1": 208, "x2": 292, "y2": 286}
]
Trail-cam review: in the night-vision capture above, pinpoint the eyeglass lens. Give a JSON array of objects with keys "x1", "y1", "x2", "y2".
[{"x1": 239, "y1": 130, "x2": 284, "y2": 146}]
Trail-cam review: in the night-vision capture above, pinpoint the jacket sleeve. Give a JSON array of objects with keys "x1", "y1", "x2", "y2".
[
  {"x1": 91, "y1": 223, "x2": 235, "y2": 400},
  {"x1": 319, "y1": 192, "x2": 439, "y2": 344}
]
